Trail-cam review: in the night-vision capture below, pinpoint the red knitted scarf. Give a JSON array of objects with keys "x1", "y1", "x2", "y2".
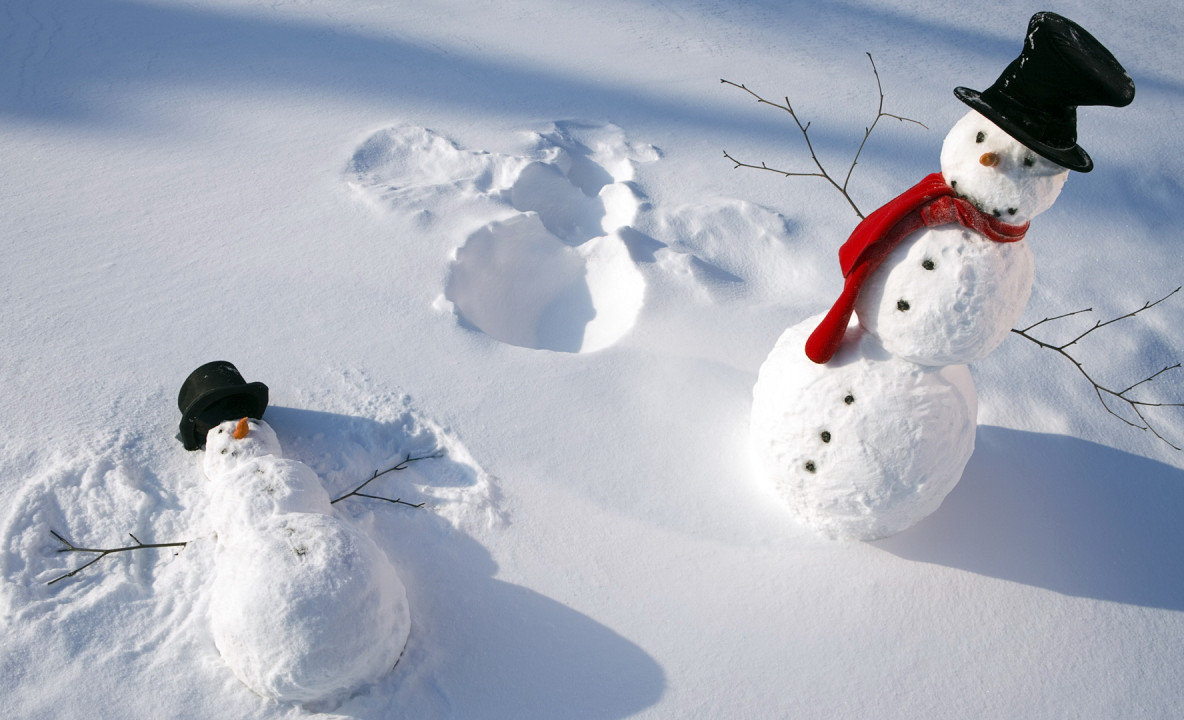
[{"x1": 803, "y1": 172, "x2": 1029, "y2": 364}]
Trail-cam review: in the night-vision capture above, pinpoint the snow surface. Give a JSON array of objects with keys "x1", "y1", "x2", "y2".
[{"x1": 3, "y1": 1, "x2": 1184, "y2": 718}]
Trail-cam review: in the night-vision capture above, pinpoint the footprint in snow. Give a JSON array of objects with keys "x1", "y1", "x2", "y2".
[{"x1": 348, "y1": 122, "x2": 657, "y2": 353}]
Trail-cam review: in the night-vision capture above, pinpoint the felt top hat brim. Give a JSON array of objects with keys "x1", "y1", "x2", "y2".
[
  {"x1": 954, "y1": 12, "x2": 1135, "y2": 173},
  {"x1": 177, "y1": 361, "x2": 268, "y2": 451}
]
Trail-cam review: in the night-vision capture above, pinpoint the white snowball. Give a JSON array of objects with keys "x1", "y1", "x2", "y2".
[
  {"x1": 209, "y1": 513, "x2": 411, "y2": 704},
  {"x1": 207, "y1": 456, "x2": 333, "y2": 544},
  {"x1": 751, "y1": 315, "x2": 977, "y2": 540},
  {"x1": 855, "y1": 225, "x2": 1034, "y2": 365},
  {"x1": 202, "y1": 419, "x2": 411, "y2": 704},
  {"x1": 940, "y1": 109, "x2": 1069, "y2": 225}
]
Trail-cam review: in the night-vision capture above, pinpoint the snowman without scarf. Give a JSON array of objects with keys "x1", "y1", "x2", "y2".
[
  {"x1": 751, "y1": 13, "x2": 1136, "y2": 541},
  {"x1": 178, "y1": 361, "x2": 411, "y2": 705}
]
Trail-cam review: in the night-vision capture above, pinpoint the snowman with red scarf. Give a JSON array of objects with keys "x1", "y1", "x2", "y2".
[{"x1": 750, "y1": 13, "x2": 1135, "y2": 541}]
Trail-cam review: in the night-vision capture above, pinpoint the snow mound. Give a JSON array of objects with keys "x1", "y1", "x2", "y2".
[
  {"x1": 446, "y1": 215, "x2": 644, "y2": 353},
  {"x1": 648, "y1": 198, "x2": 804, "y2": 301},
  {"x1": 347, "y1": 125, "x2": 524, "y2": 208},
  {"x1": 510, "y1": 122, "x2": 656, "y2": 244},
  {"x1": 207, "y1": 461, "x2": 411, "y2": 704},
  {"x1": 349, "y1": 121, "x2": 654, "y2": 353}
]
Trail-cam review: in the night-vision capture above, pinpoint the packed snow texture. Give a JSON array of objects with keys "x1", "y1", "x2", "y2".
[
  {"x1": 751, "y1": 317, "x2": 977, "y2": 540},
  {"x1": 854, "y1": 224, "x2": 1035, "y2": 365},
  {"x1": 3, "y1": 2, "x2": 1184, "y2": 719},
  {"x1": 204, "y1": 419, "x2": 410, "y2": 704}
]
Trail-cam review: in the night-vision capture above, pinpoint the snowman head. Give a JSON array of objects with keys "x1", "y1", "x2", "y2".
[
  {"x1": 940, "y1": 109, "x2": 1070, "y2": 225},
  {"x1": 203, "y1": 417, "x2": 283, "y2": 477}
]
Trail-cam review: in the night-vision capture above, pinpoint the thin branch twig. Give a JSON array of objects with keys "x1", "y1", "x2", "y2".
[
  {"x1": 843, "y1": 54, "x2": 928, "y2": 192},
  {"x1": 1011, "y1": 287, "x2": 1184, "y2": 450},
  {"x1": 330, "y1": 451, "x2": 442, "y2": 507},
  {"x1": 47, "y1": 451, "x2": 442, "y2": 586},
  {"x1": 721, "y1": 53, "x2": 927, "y2": 220},
  {"x1": 48, "y1": 531, "x2": 188, "y2": 586}
]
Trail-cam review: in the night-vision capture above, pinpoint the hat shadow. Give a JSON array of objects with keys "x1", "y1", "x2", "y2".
[{"x1": 874, "y1": 425, "x2": 1184, "y2": 611}]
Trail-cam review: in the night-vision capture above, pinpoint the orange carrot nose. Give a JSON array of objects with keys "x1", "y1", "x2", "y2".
[
  {"x1": 979, "y1": 152, "x2": 999, "y2": 167},
  {"x1": 233, "y1": 417, "x2": 250, "y2": 440}
]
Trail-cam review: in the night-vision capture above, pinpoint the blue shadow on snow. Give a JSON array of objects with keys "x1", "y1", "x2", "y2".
[
  {"x1": 875, "y1": 425, "x2": 1184, "y2": 612},
  {"x1": 263, "y1": 406, "x2": 666, "y2": 719}
]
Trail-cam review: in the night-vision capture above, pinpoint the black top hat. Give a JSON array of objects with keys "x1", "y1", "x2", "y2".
[
  {"x1": 954, "y1": 12, "x2": 1135, "y2": 172},
  {"x1": 177, "y1": 361, "x2": 269, "y2": 451}
]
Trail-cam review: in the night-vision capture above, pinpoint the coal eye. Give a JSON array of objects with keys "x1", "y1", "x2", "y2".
[
  {"x1": 1023, "y1": 156, "x2": 1035, "y2": 167},
  {"x1": 975, "y1": 131, "x2": 985, "y2": 143}
]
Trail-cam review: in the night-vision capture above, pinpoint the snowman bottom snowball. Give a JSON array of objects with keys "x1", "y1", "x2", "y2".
[
  {"x1": 209, "y1": 512, "x2": 411, "y2": 704},
  {"x1": 751, "y1": 316, "x2": 977, "y2": 540}
]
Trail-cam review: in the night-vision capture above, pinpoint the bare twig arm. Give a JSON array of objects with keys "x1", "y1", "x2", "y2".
[
  {"x1": 330, "y1": 451, "x2": 442, "y2": 506},
  {"x1": 1010, "y1": 288, "x2": 1184, "y2": 450},
  {"x1": 843, "y1": 53, "x2": 929, "y2": 193},
  {"x1": 48, "y1": 531, "x2": 188, "y2": 586},
  {"x1": 720, "y1": 78, "x2": 865, "y2": 219},
  {"x1": 721, "y1": 54, "x2": 926, "y2": 221}
]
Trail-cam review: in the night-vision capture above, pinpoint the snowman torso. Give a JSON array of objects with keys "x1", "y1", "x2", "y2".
[
  {"x1": 203, "y1": 418, "x2": 411, "y2": 704},
  {"x1": 207, "y1": 456, "x2": 332, "y2": 541},
  {"x1": 855, "y1": 224, "x2": 1035, "y2": 365}
]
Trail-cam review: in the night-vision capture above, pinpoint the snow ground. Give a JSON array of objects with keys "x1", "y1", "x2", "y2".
[{"x1": 2, "y1": 0, "x2": 1183, "y2": 718}]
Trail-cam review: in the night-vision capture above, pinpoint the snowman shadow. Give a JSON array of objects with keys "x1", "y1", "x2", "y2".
[
  {"x1": 875, "y1": 426, "x2": 1184, "y2": 611},
  {"x1": 262, "y1": 406, "x2": 666, "y2": 719},
  {"x1": 361, "y1": 527, "x2": 668, "y2": 720}
]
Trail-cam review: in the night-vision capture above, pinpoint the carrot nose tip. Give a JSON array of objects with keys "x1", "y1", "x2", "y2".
[
  {"x1": 233, "y1": 417, "x2": 250, "y2": 440},
  {"x1": 979, "y1": 152, "x2": 999, "y2": 168}
]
